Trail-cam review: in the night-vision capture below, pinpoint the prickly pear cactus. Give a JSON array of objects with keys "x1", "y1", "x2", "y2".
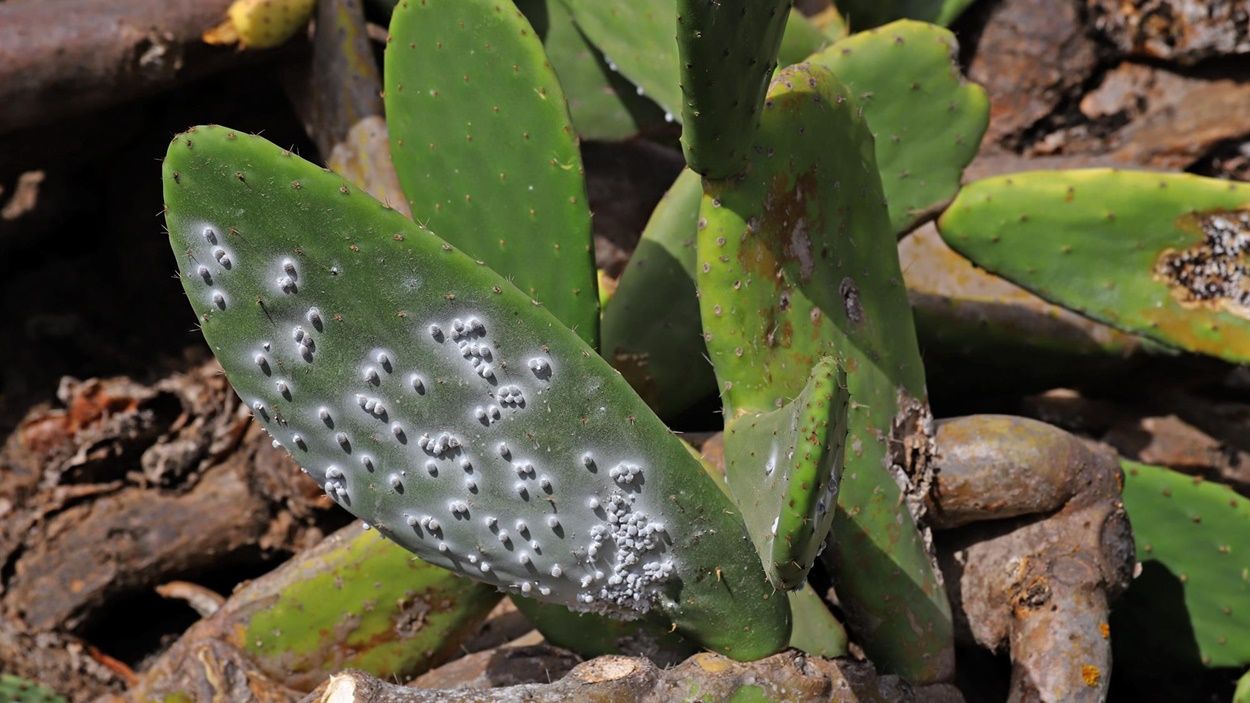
[
  {"x1": 384, "y1": 0, "x2": 598, "y2": 346},
  {"x1": 724, "y1": 357, "x2": 848, "y2": 589},
  {"x1": 697, "y1": 64, "x2": 952, "y2": 682},
  {"x1": 809, "y1": 20, "x2": 987, "y2": 234},
  {"x1": 939, "y1": 170, "x2": 1250, "y2": 364},
  {"x1": 162, "y1": 126, "x2": 788, "y2": 659},
  {"x1": 1113, "y1": 461, "x2": 1250, "y2": 669},
  {"x1": 601, "y1": 169, "x2": 715, "y2": 420},
  {"x1": 203, "y1": 0, "x2": 315, "y2": 49},
  {"x1": 0, "y1": 675, "x2": 64, "y2": 703},
  {"x1": 675, "y1": 0, "x2": 793, "y2": 178}
]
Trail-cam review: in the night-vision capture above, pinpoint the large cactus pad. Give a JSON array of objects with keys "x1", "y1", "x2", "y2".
[{"x1": 162, "y1": 126, "x2": 788, "y2": 659}]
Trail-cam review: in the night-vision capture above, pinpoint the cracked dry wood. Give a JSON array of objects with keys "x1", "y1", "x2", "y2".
[{"x1": 304, "y1": 651, "x2": 962, "y2": 703}]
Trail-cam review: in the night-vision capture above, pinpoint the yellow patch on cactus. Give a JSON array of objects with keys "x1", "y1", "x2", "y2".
[{"x1": 203, "y1": 0, "x2": 314, "y2": 49}]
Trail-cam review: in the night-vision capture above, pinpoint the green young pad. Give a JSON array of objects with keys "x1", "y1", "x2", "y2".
[
  {"x1": 725, "y1": 357, "x2": 848, "y2": 589},
  {"x1": 939, "y1": 170, "x2": 1250, "y2": 364},
  {"x1": 162, "y1": 125, "x2": 789, "y2": 660},
  {"x1": 384, "y1": 0, "x2": 597, "y2": 346}
]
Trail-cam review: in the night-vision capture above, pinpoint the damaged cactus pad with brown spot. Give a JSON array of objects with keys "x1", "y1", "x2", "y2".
[{"x1": 939, "y1": 169, "x2": 1250, "y2": 363}]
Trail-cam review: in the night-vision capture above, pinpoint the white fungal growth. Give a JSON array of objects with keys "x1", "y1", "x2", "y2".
[
  {"x1": 363, "y1": 366, "x2": 380, "y2": 385},
  {"x1": 582, "y1": 453, "x2": 595, "y2": 469},
  {"x1": 515, "y1": 482, "x2": 528, "y2": 498},
  {"x1": 212, "y1": 291, "x2": 226, "y2": 309},
  {"x1": 546, "y1": 515, "x2": 560, "y2": 529},
  {"x1": 588, "y1": 497, "x2": 601, "y2": 510},
  {"x1": 326, "y1": 466, "x2": 343, "y2": 480},
  {"x1": 203, "y1": 226, "x2": 217, "y2": 244},
  {"x1": 336, "y1": 432, "x2": 349, "y2": 450},
  {"x1": 292, "y1": 434, "x2": 306, "y2": 450},
  {"x1": 254, "y1": 353, "x2": 268, "y2": 369},
  {"x1": 277, "y1": 275, "x2": 296, "y2": 293},
  {"x1": 252, "y1": 401, "x2": 267, "y2": 419},
  {"x1": 282, "y1": 258, "x2": 297, "y2": 277},
  {"x1": 389, "y1": 473, "x2": 403, "y2": 490},
  {"x1": 360, "y1": 455, "x2": 374, "y2": 471},
  {"x1": 318, "y1": 407, "x2": 332, "y2": 424},
  {"x1": 498, "y1": 442, "x2": 511, "y2": 460},
  {"x1": 550, "y1": 564, "x2": 563, "y2": 578},
  {"x1": 306, "y1": 307, "x2": 323, "y2": 329},
  {"x1": 409, "y1": 373, "x2": 426, "y2": 394},
  {"x1": 391, "y1": 422, "x2": 405, "y2": 440},
  {"x1": 275, "y1": 380, "x2": 290, "y2": 397},
  {"x1": 528, "y1": 357, "x2": 550, "y2": 377},
  {"x1": 426, "y1": 460, "x2": 438, "y2": 476},
  {"x1": 197, "y1": 265, "x2": 212, "y2": 284},
  {"x1": 429, "y1": 323, "x2": 444, "y2": 341},
  {"x1": 465, "y1": 478, "x2": 477, "y2": 491}
]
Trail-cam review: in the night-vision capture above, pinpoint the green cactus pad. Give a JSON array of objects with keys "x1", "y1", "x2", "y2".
[
  {"x1": 834, "y1": 0, "x2": 976, "y2": 31},
  {"x1": 240, "y1": 525, "x2": 499, "y2": 686},
  {"x1": 516, "y1": 0, "x2": 668, "y2": 141},
  {"x1": 559, "y1": 0, "x2": 681, "y2": 119},
  {"x1": 724, "y1": 357, "x2": 848, "y2": 589},
  {"x1": 384, "y1": 0, "x2": 597, "y2": 346},
  {"x1": 0, "y1": 675, "x2": 65, "y2": 703},
  {"x1": 561, "y1": 0, "x2": 826, "y2": 125},
  {"x1": 601, "y1": 169, "x2": 714, "y2": 420},
  {"x1": 809, "y1": 20, "x2": 987, "y2": 234},
  {"x1": 939, "y1": 170, "x2": 1250, "y2": 364},
  {"x1": 163, "y1": 125, "x2": 788, "y2": 659},
  {"x1": 787, "y1": 584, "x2": 849, "y2": 657},
  {"x1": 675, "y1": 0, "x2": 792, "y2": 178},
  {"x1": 697, "y1": 64, "x2": 952, "y2": 682},
  {"x1": 1114, "y1": 461, "x2": 1250, "y2": 669}
]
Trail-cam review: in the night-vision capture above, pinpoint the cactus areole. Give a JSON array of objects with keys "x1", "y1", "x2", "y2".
[{"x1": 162, "y1": 126, "x2": 789, "y2": 660}]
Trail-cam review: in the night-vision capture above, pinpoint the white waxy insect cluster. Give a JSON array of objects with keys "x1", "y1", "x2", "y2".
[
  {"x1": 609, "y1": 462, "x2": 642, "y2": 486},
  {"x1": 580, "y1": 492, "x2": 672, "y2": 610},
  {"x1": 497, "y1": 385, "x2": 525, "y2": 407}
]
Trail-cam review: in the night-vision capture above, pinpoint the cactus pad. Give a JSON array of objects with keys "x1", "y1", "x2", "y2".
[
  {"x1": 697, "y1": 64, "x2": 952, "y2": 682},
  {"x1": 162, "y1": 126, "x2": 788, "y2": 659},
  {"x1": 516, "y1": 0, "x2": 667, "y2": 141},
  {"x1": 562, "y1": 0, "x2": 827, "y2": 126},
  {"x1": 1114, "y1": 461, "x2": 1250, "y2": 669},
  {"x1": 384, "y1": 0, "x2": 597, "y2": 346},
  {"x1": 809, "y1": 20, "x2": 987, "y2": 234},
  {"x1": 724, "y1": 357, "x2": 848, "y2": 589},
  {"x1": 675, "y1": 0, "x2": 793, "y2": 178},
  {"x1": 601, "y1": 169, "x2": 714, "y2": 420},
  {"x1": 240, "y1": 525, "x2": 500, "y2": 686},
  {"x1": 939, "y1": 170, "x2": 1250, "y2": 364}
]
